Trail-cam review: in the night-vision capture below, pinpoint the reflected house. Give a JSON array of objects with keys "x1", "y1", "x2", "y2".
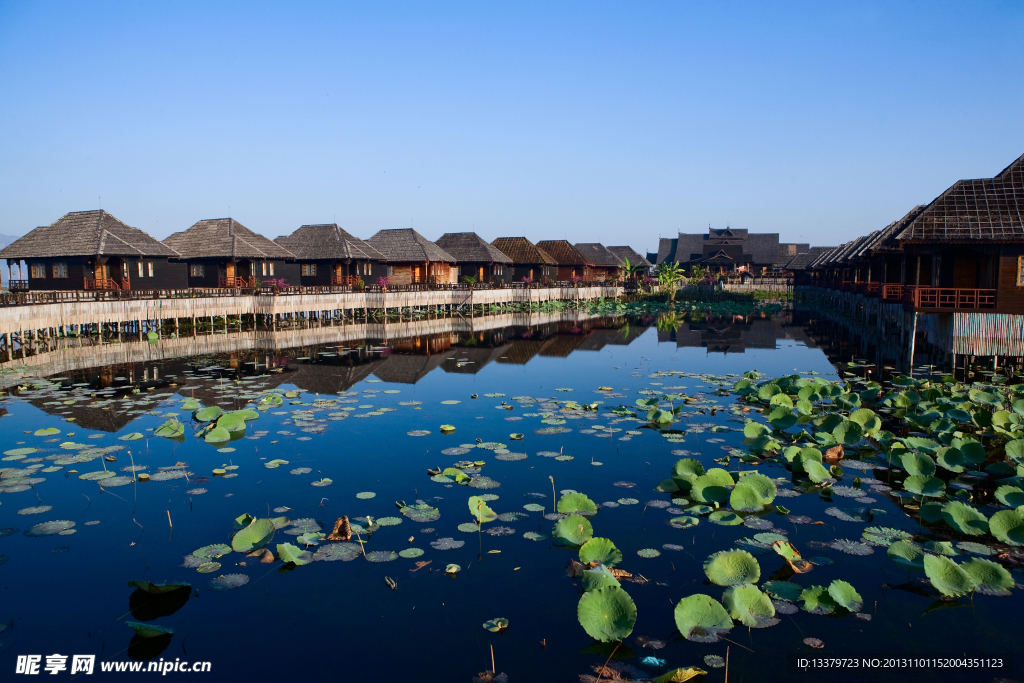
[
  {"x1": 535, "y1": 240, "x2": 587, "y2": 281},
  {"x1": 163, "y1": 218, "x2": 298, "y2": 288},
  {"x1": 489, "y1": 237, "x2": 558, "y2": 282},
  {"x1": 365, "y1": 229, "x2": 457, "y2": 285},
  {"x1": 0, "y1": 210, "x2": 184, "y2": 291},
  {"x1": 441, "y1": 343, "x2": 513, "y2": 374},
  {"x1": 283, "y1": 358, "x2": 386, "y2": 395},
  {"x1": 655, "y1": 227, "x2": 805, "y2": 274},
  {"x1": 605, "y1": 324, "x2": 648, "y2": 346},
  {"x1": 573, "y1": 243, "x2": 624, "y2": 281},
  {"x1": 658, "y1": 316, "x2": 807, "y2": 353},
  {"x1": 495, "y1": 339, "x2": 545, "y2": 365},
  {"x1": 607, "y1": 246, "x2": 653, "y2": 274},
  {"x1": 538, "y1": 332, "x2": 588, "y2": 357},
  {"x1": 274, "y1": 224, "x2": 385, "y2": 286},
  {"x1": 575, "y1": 328, "x2": 626, "y2": 352},
  {"x1": 371, "y1": 352, "x2": 448, "y2": 384},
  {"x1": 435, "y1": 233, "x2": 513, "y2": 284}
]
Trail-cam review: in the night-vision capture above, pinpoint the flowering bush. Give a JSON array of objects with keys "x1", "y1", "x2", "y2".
[
  {"x1": 521, "y1": 276, "x2": 534, "y2": 283},
  {"x1": 377, "y1": 276, "x2": 390, "y2": 287},
  {"x1": 263, "y1": 278, "x2": 289, "y2": 288},
  {"x1": 570, "y1": 274, "x2": 584, "y2": 283}
]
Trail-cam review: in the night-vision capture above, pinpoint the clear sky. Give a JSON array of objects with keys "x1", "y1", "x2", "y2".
[{"x1": 1, "y1": 1, "x2": 1021, "y2": 254}]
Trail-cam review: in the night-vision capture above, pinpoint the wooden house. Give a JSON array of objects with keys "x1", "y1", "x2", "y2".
[
  {"x1": 654, "y1": 227, "x2": 799, "y2": 273},
  {"x1": 535, "y1": 240, "x2": 588, "y2": 281},
  {"x1": 0, "y1": 210, "x2": 184, "y2": 291},
  {"x1": 435, "y1": 232, "x2": 513, "y2": 283},
  {"x1": 364, "y1": 229, "x2": 457, "y2": 285},
  {"x1": 163, "y1": 218, "x2": 298, "y2": 288},
  {"x1": 607, "y1": 246, "x2": 653, "y2": 274},
  {"x1": 574, "y1": 243, "x2": 624, "y2": 281},
  {"x1": 274, "y1": 224, "x2": 384, "y2": 286},
  {"x1": 489, "y1": 237, "x2": 558, "y2": 282}
]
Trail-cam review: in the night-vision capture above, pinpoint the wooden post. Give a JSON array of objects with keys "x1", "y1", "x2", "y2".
[{"x1": 908, "y1": 312, "x2": 918, "y2": 376}]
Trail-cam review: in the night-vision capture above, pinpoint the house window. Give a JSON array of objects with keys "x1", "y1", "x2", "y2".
[
  {"x1": 148, "y1": 262, "x2": 154, "y2": 277},
  {"x1": 1019, "y1": 256, "x2": 1024, "y2": 286},
  {"x1": 301, "y1": 263, "x2": 316, "y2": 276},
  {"x1": 190, "y1": 264, "x2": 205, "y2": 277},
  {"x1": 387, "y1": 265, "x2": 393, "y2": 276},
  {"x1": 52, "y1": 263, "x2": 68, "y2": 278},
  {"x1": 269, "y1": 262, "x2": 274, "y2": 276},
  {"x1": 122, "y1": 262, "x2": 129, "y2": 278},
  {"x1": 30, "y1": 263, "x2": 45, "y2": 279},
  {"x1": 138, "y1": 262, "x2": 144, "y2": 277}
]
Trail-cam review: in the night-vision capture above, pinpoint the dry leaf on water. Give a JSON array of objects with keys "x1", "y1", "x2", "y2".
[{"x1": 326, "y1": 516, "x2": 351, "y2": 541}]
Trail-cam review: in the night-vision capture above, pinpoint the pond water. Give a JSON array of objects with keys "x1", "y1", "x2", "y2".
[{"x1": 0, "y1": 310, "x2": 1020, "y2": 682}]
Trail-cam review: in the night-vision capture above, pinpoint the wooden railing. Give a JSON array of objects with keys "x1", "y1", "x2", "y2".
[
  {"x1": 902, "y1": 286, "x2": 997, "y2": 310},
  {"x1": 84, "y1": 277, "x2": 130, "y2": 291},
  {"x1": 881, "y1": 284, "x2": 904, "y2": 301},
  {"x1": 330, "y1": 275, "x2": 360, "y2": 286},
  {"x1": 219, "y1": 276, "x2": 256, "y2": 288},
  {"x1": 8, "y1": 280, "x2": 29, "y2": 293}
]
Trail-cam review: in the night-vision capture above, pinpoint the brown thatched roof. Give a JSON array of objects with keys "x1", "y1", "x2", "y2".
[
  {"x1": 365, "y1": 229, "x2": 455, "y2": 263},
  {"x1": 535, "y1": 240, "x2": 585, "y2": 266},
  {"x1": 490, "y1": 237, "x2": 557, "y2": 265},
  {"x1": 274, "y1": 224, "x2": 384, "y2": 261},
  {"x1": 898, "y1": 152, "x2": 1024, "y2": 241},
  {"x1": 435, "y1": 233, "x2": 512, "y2": 264},
  {"x1": 607, "y1": 246, "x2": 652, "y2": 268},
  {"x1": 163, "y1": 218, "x2": 295, "y2": 260},
  {"x1": 784, "y1": 246, "x2": 836, "y2": 270},
  {"x1": 574, "y1": 243, "x2": 623, "y2": 267},
  {"x1": 0, "y1": 210, "x2": 178, "y2": 260},
  {"x1": 371, "y1": 352, "x2": 447, "y2": 383}
]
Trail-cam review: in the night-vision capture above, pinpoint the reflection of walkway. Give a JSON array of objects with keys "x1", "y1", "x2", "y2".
[
  {"x1": 0, "y1": 310, "x2": 615, "y2": 379},
  {"x1": 658, "y1": 315, "x2": 817, "y2": 353}
]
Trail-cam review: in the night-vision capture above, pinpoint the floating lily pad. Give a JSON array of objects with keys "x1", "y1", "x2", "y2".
[{"x1": 207, "y1": 573, "x2": 249, "y2": 591}]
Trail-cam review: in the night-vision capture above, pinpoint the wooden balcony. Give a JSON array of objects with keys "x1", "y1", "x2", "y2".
[
  {"x1": 331, "y1": 275, "x2": 361, "y2": 286},
  {"x1": 218, "y1": 276, "x2": 256, "y2": 288},
  {"x1": 84, "y1": 277, "x2": 130, "y2": 291},
  {"x1": 8, "y1": 280, "x2": 29, "y2": 293},
  {"x1": 903, "y1": 286, "x2": 997, "y2": 311},
  {"x1": 881, "y1": 283, "x2": 904, "y2": 301}
]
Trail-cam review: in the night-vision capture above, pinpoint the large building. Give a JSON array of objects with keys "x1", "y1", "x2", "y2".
[{"x1": 655, "y1": 227, "x2": 807, "y2": 274}]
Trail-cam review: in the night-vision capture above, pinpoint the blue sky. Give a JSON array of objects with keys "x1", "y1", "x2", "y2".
[{"x1": 1, "y1": 1, "x2": 1021, "y2": 253}]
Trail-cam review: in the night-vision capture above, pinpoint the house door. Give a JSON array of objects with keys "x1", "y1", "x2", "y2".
[
  {"x1": 413, "y1": 265, "x2": 422, "y2": 283},
  {"x1": 952, "y1": 257, "x2": 977, "y2": 288},
  {"x1": 226, "y1": 262, "x2": 236, "y2": 279},
  {"x1": 94, "y1": 263, "x2": 109, "y2": 281},
  {"x1": 478, "y1": 266, "x2": 484, "y2": 281}
]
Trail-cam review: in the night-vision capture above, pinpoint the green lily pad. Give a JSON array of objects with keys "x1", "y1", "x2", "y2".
[
  {"x1": 482, "y1": 617, "x2": 509, "y2": 632},
  {"x1": 577, "y1": 586, "x2": 637, "y2": 642},
  {"x1": 554, "y1": 513, "x2": 593, "y2": 546},
  {"x1": 827, "y1": 580, "x2": 862, "y2": 611},
  {"x1": 557, "y1": 492, "x2": 598, "y2": 516},
  {"x1": 277, "y1": 542, "x2": 313, "y2": 565},
  {"x1": 231, "y1": 519, "x2": 276, "y2": 552},
  {"x1": 723, "y1": 584, "x2": 776, "y2": 627},
  {"x1": 126, "y1": 621, "x2": 173, "y2": 638},
  {"x1": 673, "y1": 594, "x2": 733, "y2": 642},
  {"x1": 579, "y1": 537, "x2": 623, "y2": 567},
  {"x1": 704, "y1": 549, "x2": 760, "y2": 586},
  {"x1": 923, "y1": 554, "x2": 976, "y2": 597}
]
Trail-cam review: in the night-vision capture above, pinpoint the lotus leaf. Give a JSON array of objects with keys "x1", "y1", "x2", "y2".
[
  {"x1": 799, "y1": 585, "x2": 836, "y2": 614},
  {"x1": 672, "y1": 458, "x2": 705, "y2": 486},
  {"x1": 577, "y1": 586, "x2": 637, "y2": 642},
  {"x1": 989, "y1": 510, "x2": 1024, "y2": 546},
  {"x1": 153, "y1": 419, "x2": 185, "y2": 439},
  {"x1": 126, "y1": 621, "x2": 173, "y2": 638},
  {"x1": 901, "y1": 452, "x2": 936, "y2": 477},
  {"x1": 803, "y1": 460, "x2": 833, "y2": 484},
  {"x1": 34, "y1": 428, "x2": 61, "y2": 436},
  {"x1": 582, "y1": 565, "x2": 621, "y2": 592},
  {"x1": 708, "y1": 510, "x2": 743, "y2": 526},
  {"x1": 482, "y1": 618, "x2": 509, "y2": 632},
  {"x1": 960, "y1": 557, "x2": 1013, "y2": 596},
  {"x1": 204, "y1": 427, "x2": 231, "y2": 444},
  {"x1": 729, "y1": 484, "x2": 765, "y2": 512},
  {"x1": 207, "y1": 573, "x2": 249, "y2": 591},
  {"x1": 233, "y1": 513, "x2": 255, "y2": 529},
  {"x1": 400, "y1": 503, "x2": 440, "y2": 522},
  {"x1": 763, "y1": 580, "x2": 803, "y2": 601},
  {"x1": 468, "y1": 496, "x2": 497, "y2": 524},
  {"x1": 673, "y1": 594, "x2": 733, "y2": 642},
  {"x1": 194, "y1": 406, "x2": 223, "y2": 423},
  {"x1": 690, "y1": 469, "x2": 733, "y2": 504},
  {"x1": 554, "y1": 513, "x2": 594, "y2": 546},
  {"x1": 995, "y1": 485, "x2": 1024, "y2": 507},
  {"x1": 903, "y1": 475, "x2": 945, "y2": 498},
  {"x1": 277, "y1": 543, "x2": 312, "y2": 566},
  {"x1": 849, "y1": 408, "x2": 881, "y2": 434},
  {"x1": 923, "y1": 554, "x2": 977, "y2": 597},
  {"x1": 736, "y1": 472, "x2": 777, "y2": 503},
  {"x1": 862, "y1": 527, "x2": 912, "y2": 546},
  {"x1": 653, "y1": 668, "x2": 708, "y2": 683},
  {"x1": 940, "y1": 501, "x2": 988, "y2": 536},
  {"x1": 827, "y1": 580, "x2": 862, "y2": 611},
  {"x1": 118, "y1": 433, "x2": 144, "y2": 441},
  {"x1": 557, "y1": 492, "x2": 598, "y2": 516},
  {"x1": 579, "y1": 537, "x2": 623, "y2": 567},
  {"x1": 24, "y1": 520, "x2": 75, "y2": 537},
  {"x1": 704, "y1": 549, "x2": 760, "y2": 586}
]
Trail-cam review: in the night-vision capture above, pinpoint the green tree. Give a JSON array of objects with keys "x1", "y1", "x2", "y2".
[{"x1": 656, "y1": 261, "x2": 684, "y2": 302}]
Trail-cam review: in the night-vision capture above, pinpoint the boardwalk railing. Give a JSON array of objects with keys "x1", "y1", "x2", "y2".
[
  {"x1": 903, "y1": 287, "x2": 997, "y2": 310},
  {"x1": 84, "y1": 277, "x2": 130, "y2": 291}
]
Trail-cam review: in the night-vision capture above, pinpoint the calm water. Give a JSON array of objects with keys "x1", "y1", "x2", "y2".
[{"x1": 0, "y1": 313, "x2": 1018, "y2": 682}]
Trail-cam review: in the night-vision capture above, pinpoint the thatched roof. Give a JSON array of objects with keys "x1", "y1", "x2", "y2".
[
  {"x1": 495, "y1": 339, "x2": 543, "y2": 364},
  {"x1": 274, "y1": 224, "x2": 384, "y2": 261},
  {"x1": 784, "y1": 246, "x2": 836, "y2": 270},
  {"x1": 856, "y1": 206, "x2": 925, "y2": 256},
  {"x1": 163, "y1": 218, "x2": 295, "y2": 260},
  {"x1": 0, "y1": 210, "x2": 178, "y2": 260},
  {"x1": 365, "y1": 229, "x2": 455, "y2": 263},
  {"x1": 574, "y1": 243, "x2": 623, "y2": 267},
  {"x1": 490, "y1": 237, "x2": 557, "y2": 265},
  {"x1": 898, "y1": 152, "x2": 1024, "y2": 242},
  {"x1": 535, "y1": 240, "x2": 585, "y2": 266},
  {"x1": 440, "y1": 344, "x2": 512, "y2": 374},
  {"x1": 371, "y1": 352, "x2": 447, "y2": 383},
  {"x1": 435, "y1": 233, "x2": 512, "y2": 264},
  {"x1": 607, "y1": 246, "x2": 652, "y2": 268}
]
